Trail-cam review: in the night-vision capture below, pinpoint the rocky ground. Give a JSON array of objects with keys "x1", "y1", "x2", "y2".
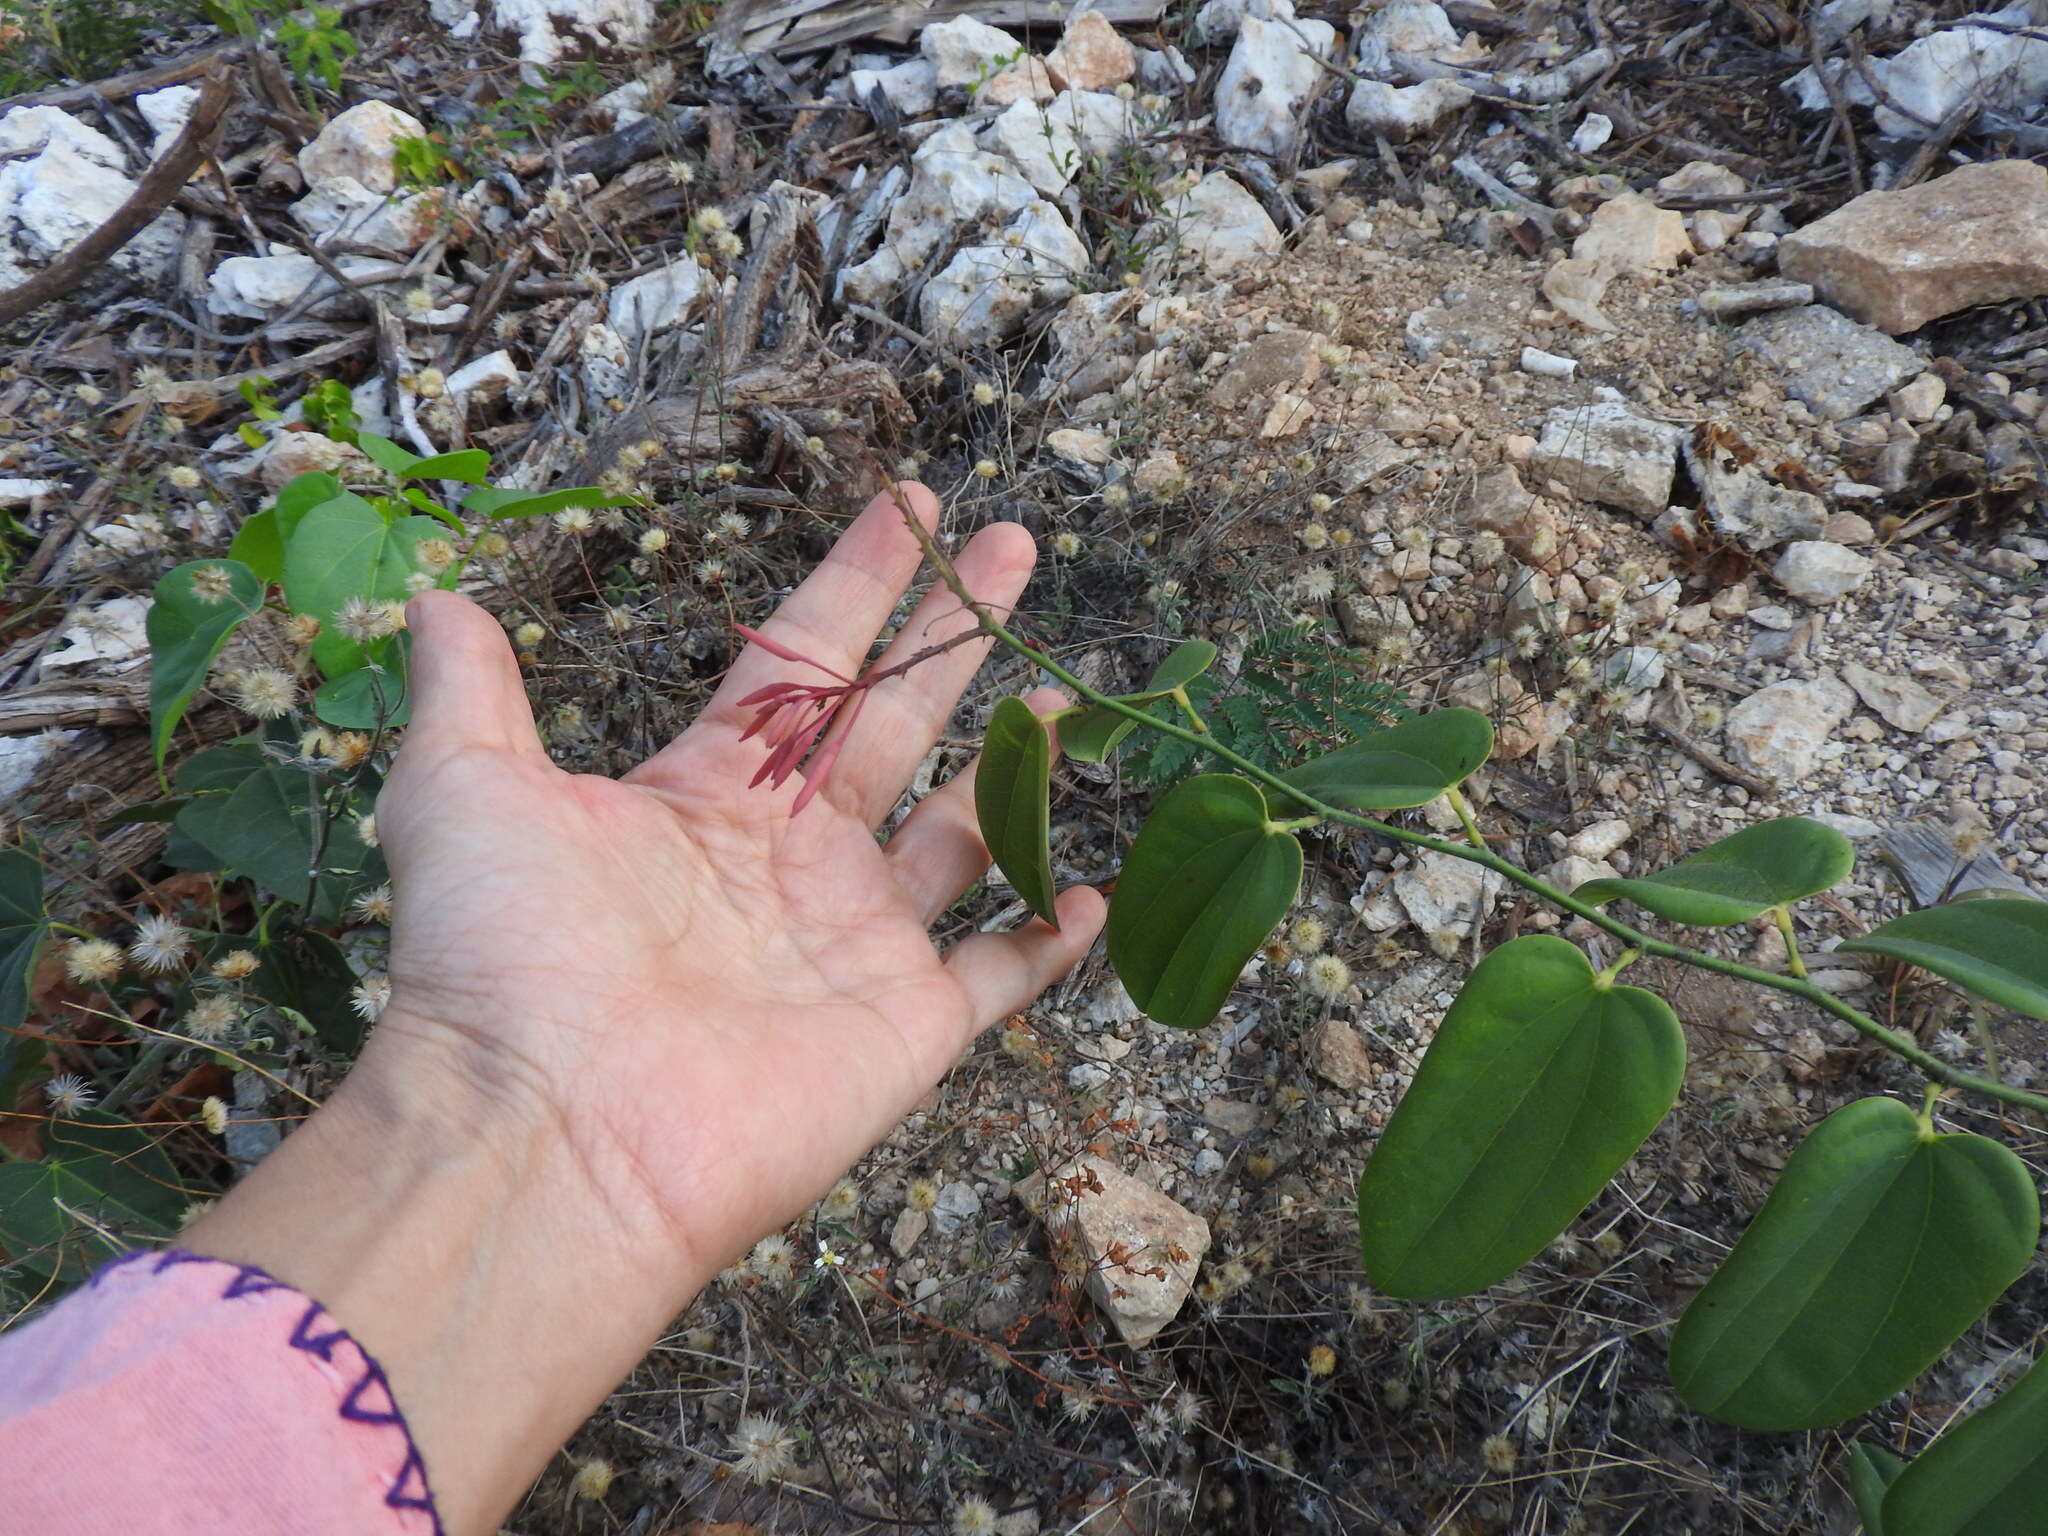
[{"x1": 4, "y1": 1, "x2": 2047, "y2": 1532}]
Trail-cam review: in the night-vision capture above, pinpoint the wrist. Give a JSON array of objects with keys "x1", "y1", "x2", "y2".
[{"x1": 185, "y1": 1010, "x2": 714, "y2": 1534}]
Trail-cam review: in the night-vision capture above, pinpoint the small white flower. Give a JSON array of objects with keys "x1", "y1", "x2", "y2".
[
  {"x1": 951, "y1": 1497, "x2": 998, "y2": 1536},
  {"x1": 729, "y1": 1414, "x2": 796, "y2": 1484},
  {"x1": 350, "y1": 973, "x2": 391, "y2": 1022},
  {"x1": 44, "y1": 1074, "x2": 97, "y2": 1115},
  {"x1": 129, "y1": 913, "x2": 191, "y2": 974},
  {"x1": 713, "y1": 510, "x2": 751, "y2": 541},
  {"x1": 233, "y1": 667, "x2": 298, "y2": 720},
  {"x1": 349, "y1": 884, "x2": 394, "y2": 925},
  {"x1": 183, "y1": 995, "x2": 240, "y2": 1041},
  {"x1": 813, "y1": 1240, "x2": 846, "y2": 1269}
]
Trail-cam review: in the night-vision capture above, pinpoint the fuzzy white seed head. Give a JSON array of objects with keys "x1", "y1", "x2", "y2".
[
  {"x1": 554, "y1": 507, "x2": 595, "y2": 536},
  {"x1": 1693, "y1": 701, "x2": 1724, "y2": 731},
  {"x1": 1510, "y1": 625, "x2": 1542, "y2": 660},
  {"x1": 414, "y1": 368, "x2": 446, "y2": 399},
  {"x1": 183, "y1": 995, "x2": 240, "y2": 1041},
  {"x1": 200, "y1": 1096, "x2": 229, "y2": 1136},
  {"x1": 166, "y1": 464, "x2": 203, "y2": 491},
  {"x1": 907, "y1": 1177, "x2": 940, "y2": 1212},
  {"x1": 335, "y1": 595, "x2": 397, "y2": 644},
  {"x1": 1288, "y1": 917, "x2": 1329, "y2": 956},
  {"x1": 973, "y1": 459, "x2": 1000, "y2": 480},
  {"x1": 130, "y1": 913, "x2": 191, "y2": 974},
  {"x1": 512, "y1": 621, "x2": 545, "y2": 651},
  {"x1": 637, "y1": 526, "x2": 669, "y2": 554},
  {"x1": 694, "y1": 207, "x2": 729, "y2": 234},
  {"x1": 730, "y1": 1415, "x2": 796, "y2": 1484},
  {"x1": 1101, "y1": 484, "x2": 1129, "y2": 507},
  {"x1": 45, "y1": 1074, "x2": 97, "y2": 1115},
  {"x1": 350, "y1": 974, "x2": 391, "y2": 1022},
  {"x1": 234, "y1": 667, "x2": 298, "y2": 720},
  {"x1": 1481, "y1": 1434, "x2": 1516, "y2": 1474},
  {"x1": 1395, "y1": 525, "x2": 1430, "y2": 552},
  {"x1": 694, "y1": 557, "x2": 729, "y2": 584},
  {"x1": 74, "y1": 383, "x2": 103, "y2": 406},
  {"x1": 1299, "y1": 521, "x2": 1330, "y2": 551},
  {"x1": 572, "y1": 1458, "x2": 613, "y2": 1501},
  {"x1": 821, "y1": 1180, "x2": 861, "y2": 1221},
  {"x1": 1308, "y1": 492, "x2": 1334, "y2": 514},
  {"x1": 1304, "y1": 953, "x2": 1351, "y2": 999},
  {"x1": 664, "y1": 158, "x2": 695, "y2": 184},
  {"x1": 188, "y1": 563, "x2": 236, "y2": 603},
  {"x1": 417, "y1": 538, "x2": 455, "y2": 574},
  {"x1": 212, "y1": 949, "x2": 259, "y2": 981},
  {"x1": 350, "y1": 884, "x2": 394, "y2": 925},
  {"x1": 711, "y1": 229, "x2": 744, "y2": 260},
  {"x1": 1051, "y1": 530, "x2": 1084, "y2": 559},
  {"x1": 472, "y1": 529, "x2": 510, "y2": 559},
  {"x1": 64, "y1": 939, "x2": 124, "y2": 985},
  {"x1": 1562, "y1": 655, "x2": 1594, "y2": 684},
  {"x1": 950, "y1": 1496, "x2": 999, "y2": 1536},
  {"x1": 747, "y1": 1232, "x2": 797, "y2": 1286},
  {"x1": 1297, "y1": 566, "x2": 1335, "y2": 601},
  {"x1": 971, "y1": 381, "x2": 997, "y2": 406},
  {"x1": 1136, "y1": 1402, "x2": 1175, "y2": 1447},
  {"x1": 714, "y1": 510, "x2": 751, "y2": 540},
  {"x1": 353, "y1": 812, "x2": 379, "y2": 849},
  {"x1": 1468, "y1": 529, "x2": 1506, "y2": 568}
]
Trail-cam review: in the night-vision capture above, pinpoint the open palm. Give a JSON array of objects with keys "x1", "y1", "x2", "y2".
[{"x1": 361, "y1": 485, "x2": 1102, "y2": 1282}]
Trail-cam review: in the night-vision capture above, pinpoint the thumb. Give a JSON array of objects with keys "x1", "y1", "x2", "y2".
[{"x1": 402, "y1": 590, "x2": 542, "y2": 757}]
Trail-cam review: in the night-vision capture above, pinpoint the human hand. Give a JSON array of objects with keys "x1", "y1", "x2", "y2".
[{"x1": 186, "y1": 484, "x2": 1102, "y2": 1533}]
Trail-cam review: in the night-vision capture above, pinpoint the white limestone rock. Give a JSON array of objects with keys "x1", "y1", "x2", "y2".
[
  {"x1": 135, "y1": 85, "x2": 200, "y2": 161},
  {"x1": 1725, "y1": 674, "x2": 1856, "y2": 782},
  {"x1": 488, "y1": 0, "x2": 652, "y2": 72},
  {"x1": 446, "y1": 349, "x2": 521, "y2": 402},
  {"x1": 1772, "y1": 540, "x2": 1873, "y2": 604},
  {"x1": 42, "y1": 597, "x2": 153, "y2": 675},
  {"x1": 920, "y1": 15, "x2": 1024, "y2": 89},
  {"x1": 1214, "y1": 11, "x2": 1336, "y2": 159},
  {"x1": 0, "y1": 106, "x2": 182, "y2": 290},
  {"x1": 298, "y1": 101, "x2": 427, "y2": 194},
  {"x1": 607, "y1": 258, "x2": 709, "y2": 340},
  {"x1": 1527, "y1": 401, "x2": 1685, "y2": 519},
  {"x1": 1346, "y1": 77, "x2": 1472, "y2": 141},
  {"x1": 919, "y1": 198, "x2": 1086, "y2": 347},
  {"x1": 837, "y1": 123, "x2": 1036, "y2": 307},
  {"x1": 1139, "y1": 170, "x2": 1282, "y2": 279},
  {"x1": 1039, "y1": 1154, "x2": 1210, "y2": 1347}
]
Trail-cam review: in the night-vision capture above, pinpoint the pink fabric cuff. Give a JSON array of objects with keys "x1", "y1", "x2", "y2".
[{"x1": 0, "y1": 1248, "x2": 440, "y2": 1535}]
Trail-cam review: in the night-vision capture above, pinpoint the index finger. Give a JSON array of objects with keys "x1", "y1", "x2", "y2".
[{"x1": 700, "y1": 482, "x2": 940, "y2": 733}]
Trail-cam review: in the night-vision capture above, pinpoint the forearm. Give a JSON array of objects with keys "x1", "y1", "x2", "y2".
[{"x1": 183, "y1": 1015, "x2": 715, "y2": 1535}]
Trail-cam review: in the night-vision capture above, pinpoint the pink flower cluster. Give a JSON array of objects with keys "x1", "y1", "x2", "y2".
[{"x1": 732, "y1": 625, "x2": 869, "y2": 814}]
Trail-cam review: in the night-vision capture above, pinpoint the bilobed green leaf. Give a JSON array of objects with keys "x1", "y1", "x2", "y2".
[
  {"x1": 0, "y1": 848, "x2": 47, "y2": 1072},
  {"x1": 176, "y1": 760, "x2": 379, "y2": 920},
  {"x1": 975, "y1": 696, "x2": 1059, "y2": 927},
  {"x1": 1357, "y1": 935, "x2": 1684, "y2": 1298},
  {"x1": 1574, "y1": 817, "x2": 1855, "y2": 926},
  {"x1": 1839, "y1": 899, "x2": 2048, "y2": 1020},
  {"x1": 228, "y1": 471, "x2": 342, "y2": 583},
  {"x1": 355, "y1": 430, "x2": 422, "y2": 478},
  {"x1": 1851, "y1": 1443, "x2": 1909, "y2": 1535},
  {"x1": 313, "y1": 638, "x2": 410, "y2": 729},
  {"x1": 1106, "y1": 774, "x2": 1302, "y2": 1029},
  {"x1": 146, "y1": 559, "x2": 266, "y2": 771},
  {"x1": 1883, "y1": 1348, "x2": 2048, "y2": 1536},
  {"x1": 1058, "y1": 640, "x2": 1219, "y2": 763},
  {"x1": 460, "y1": 484, "x2": 636, "y2": 520},
  {"x1": 281, "y1": 492, "x2": 442, "y2": 678},
  {"x1": 401, "y1": 447, "x2": 491, "y2": 484},
  {"x1": 252, "y1": 930, "x2": 366, "y2": 1055},
  {"x1": 1670, "y1": 1097, "x2": 2039, "y2": 1432},
  {"x1": 1278, "y1": 707, "x2": 1493, "y2": 811},
  {"x1": 0, "y1": 1110, "x2": 184, "y2": 1283}
]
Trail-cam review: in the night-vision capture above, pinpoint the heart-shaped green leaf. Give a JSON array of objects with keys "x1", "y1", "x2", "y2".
[
  {"x1": 355, "y1": 430, "x2": 423, "y2": 479},
  {"x1": 176, "y1": 760, "x2": 380, "y2": 921},
  {"x1": 0, "y1": 1110, "x2": 184, "y2": 1283},
  {"x1": 0, "y1": 848, "x2": 47, "y2": 1071},
  {"x1": 975, "y1": 696, "x2": 1059, "y2": 927},
  {"x1": 1058, "y1": 639, "x2": 1219, "y2": 763},
  {"x1": 1882, "y1": 1348, "x2": 2048, "y2": 1536},
  {"x1": 313, "y1": 638, "x2": 411, "y2": 730},
  {"x1": 461, "y1": 485, "x2": 638, "y2": 520},
  {"x1": 1839, "y1": 899, "x2": 2048, "y2": 1020},
  {"x1": 1107, "y1": 774, "x2": 1302, "y2": 1029},
  {"x1": 1277, "y1": 707, "x2": 1493, "y2": 811},
  {"x1": 228, "y1": 471, "x2": 342, "y2": 583},
  {"x1": 1670, "y1": 1096, "x2": 2039, "y2": 1431},
  {"x1": 281, "y1": 492, "x2": 443, "y2": 678},
  {"x1": 1851, "y1": 1443, "x2": 1909, "y2": 1535},
  {"x1": 1357, "y1": 934, "x2": 1684, "y2": 1298},
  {"x1": 1573, "y1": 817, "x2": 1855, "y2": 926},
  {"x1": 146, "y1": 559, "x2": 267, "y2": 772}
]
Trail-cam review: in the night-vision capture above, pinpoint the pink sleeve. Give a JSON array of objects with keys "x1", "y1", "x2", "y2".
[{"x1": 0, "y1": 1248, "x2": 441, "y2": 1535}]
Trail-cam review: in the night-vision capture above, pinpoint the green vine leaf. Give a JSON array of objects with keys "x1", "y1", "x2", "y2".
[
  {"x1": 1573, "y1": 817, "x2": 1856, "y2": 926},
  {"x1": 227, "y1": 471, "x2": 342, "y2": 584},
  {"x1": 1277, "y1": 707, "x2": 1493, "y2": 811},
  {"x1": 0, "y1": 847, "x2": 48, "y2": 1075},
  {"x1": 175, "y1": 759, "x2": 380, "y2": 921},
  {"x1": 146, "y1": 559, "x2": 266, "y2": 772},
  {"x1": 460, "y1": 485, "x2": 636, "y2": 520},
  {"x1": 281, "y1": 492, "x2": 443, "y2": 678},
  {"x1": 1106, "y1": 774, "x2": 1302, "y2": 1030},
  {"x1": 1851, "y1": 1443, "x2": 1909, "y2": 1535},
  {"x1": 1057, "y1": 639, "x2": 1219, "y2": 764},
  {"x1": 1356, "y1": 934, "x2": 1685, "y2": 1298},
  {"x1": 1839, "y1": 898, "x2": 2048, "y2": 1020},
  {"x1": 0, "y1": 1110, "x2": 184, "y2": 1283},
  {"x1": 1882, "y1": 1347, "x2": 2048, "y2": 1536},
  {"x1": 1670, "y1": 1096, "x2": 2040, "y2": 1431},
  {"x1": 313, "y1": 639, "x2": 411, "y2": 730},
  {"x1": 974, "y1": 696, "x2": 1059, "y2": 928}
]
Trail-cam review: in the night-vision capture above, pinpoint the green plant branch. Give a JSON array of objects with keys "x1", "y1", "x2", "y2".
[{"x1": 879, "y1": 477, "x2": 2048, "y2": 1117}]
